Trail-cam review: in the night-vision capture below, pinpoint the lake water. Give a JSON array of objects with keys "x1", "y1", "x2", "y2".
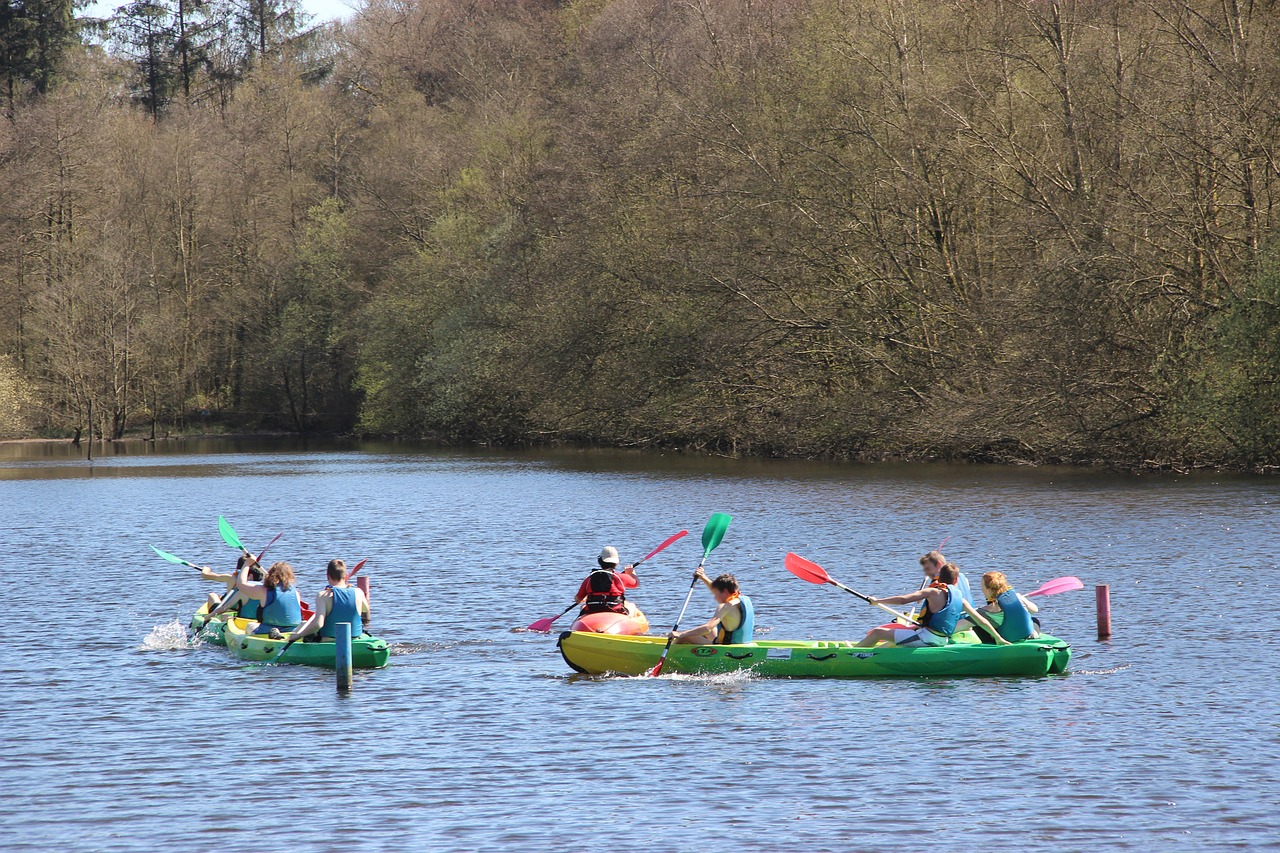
[{"x1": 1, "y1": 439, "x2": 1276, "y2": 851}]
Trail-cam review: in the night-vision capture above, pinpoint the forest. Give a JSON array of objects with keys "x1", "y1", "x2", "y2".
[{"x1": 1, "y1": 0, "x2": 1278, "y2": 469}]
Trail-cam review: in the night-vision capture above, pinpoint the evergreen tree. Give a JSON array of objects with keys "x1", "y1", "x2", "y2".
[
  {"x1": 0, "y1": 0, "x2": 80, "y2": 116},
  {"x1": 111, "y1": 0, "x2": 178, "y2": 116}
]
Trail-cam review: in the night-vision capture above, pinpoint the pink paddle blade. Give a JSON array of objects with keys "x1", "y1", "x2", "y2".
[
  {"x1": 1026, "y1": 576, "x2": 1085, "y2": 597},
  {"x1": 527, "y1": 618, "x2": 556, "y2": 632},
  {"x1": 641, "y1": 530, "x2": 689, "y2": 563},
  {"x1": 785, "y1": 552, "x2": 832, "y2": 585}
]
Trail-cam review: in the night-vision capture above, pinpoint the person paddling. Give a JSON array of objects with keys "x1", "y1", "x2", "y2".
[
  {"x1": 669, "y1": 572, "x2": 754, "y2": 646},
  {"x1": 956, "y1": 571, "x2": 1039, "y2": 643},
  {"x1": 919, "y1": 550, "x2": 975, "y2": 608},
  {"x1": 288, "y1": 559, "x2": 372, "y2": 642},
  {"x1": 576, "y1": 546, "x2": 641, "y2": 616},
  {"x1": 200, "y1": 555, "x2": 264, "y2": 622},
  {"x1": 856, "y1": 563, "x2": 1004, "y2": 647},
  {"x1": 235, "y1": 560, "x2": 302, "y2": 638}
]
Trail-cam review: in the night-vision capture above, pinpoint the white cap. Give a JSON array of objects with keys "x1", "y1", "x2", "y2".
[{"x1": 598, "y1": 546, "x2": 620, "y2": 566}]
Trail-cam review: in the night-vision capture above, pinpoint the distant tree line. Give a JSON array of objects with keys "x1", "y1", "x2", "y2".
[{"x1": 0, "y1": 0, "x2": 1278, "y2": 469}]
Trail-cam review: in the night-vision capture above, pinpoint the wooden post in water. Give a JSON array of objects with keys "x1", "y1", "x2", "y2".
[
  {"x1": 1095, "y1": 584, "x2": 1112, "y2": 639},
  {"x1": 335, "y1": 622, "x2": 353, "y2": 691},
  {"x1": 86, "y1": 400, "x2": 93, "y2": 462}
]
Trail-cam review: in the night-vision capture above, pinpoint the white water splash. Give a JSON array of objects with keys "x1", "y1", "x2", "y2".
[
  {"x1": 659, "y1": 668, "x2": 758, "y2": 686},
  {"x1": 1071, "y1": 664, "x2": 1130, "y2": 676},
  {"x1": 140, "y1": 619, "x2": 197, "y2": 651}
]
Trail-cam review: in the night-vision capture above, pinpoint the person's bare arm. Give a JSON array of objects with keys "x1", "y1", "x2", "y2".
[
  {"x1": 291, "y1": 589, "x2": 332, "y2": 640},
  {"x1": 671, "y1": 616, "x2": 719, "y2": 641},
  {"x1": 1018, "y1": 593, "x2": 1039, "y2": 614},
  {"x1": 235, "y1": 564, "x2": 268, "y2": 604},
  {"x1": 873, "y1": 589, "x2": 928, "y2": 607},
  {"x1": 200, "y1": 567, "x2": 235, "y2": 585},
  {"x1": 962, "y1": 600, "x2": 1011, "y2": 645}
]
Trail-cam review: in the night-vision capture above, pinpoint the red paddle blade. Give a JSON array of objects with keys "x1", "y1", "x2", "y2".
[
  {"x1": 1027, "y1": 576, "x2": 1085, "y2": 597},
  {"x1": 527, "y1": 617, "x2": 556, "y2": 632},
  {"x1": 648, "y1": 660, "x2": 665, "y2": 677},
  {"x1": 641, "y1": 530, "x2": 689, "y2": 563},
  {"x1": 348, "y1": 558, "x2": 368, "y2": 580},
  {"x1": 784, "y1": 552, "x2": 832, "y2": 585}
]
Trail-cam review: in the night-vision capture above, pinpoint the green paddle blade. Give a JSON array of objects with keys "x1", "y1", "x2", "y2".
[
  {"x1": 700, "y1": 512, "x2": 732, "y2": 556},
  {"x1": 218, "y1": 516, "x2": 245, "y2": 552},
  {"x1": 151, "y1": 545, "x2": 186, "y2": 565}
]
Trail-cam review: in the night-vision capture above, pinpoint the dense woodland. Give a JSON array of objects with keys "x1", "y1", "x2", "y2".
[{"x1": 1, "y1": 0, "x2": 1279, "y2": 468}]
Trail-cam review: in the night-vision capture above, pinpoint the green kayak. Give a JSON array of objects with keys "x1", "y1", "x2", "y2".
[
  {"x1": 224, "y1": 617, "x2": 390, "y2": 669},
  {"x1": 558, "y1": 631, "x2": 1071, "y2": 678},
  {"x1": 189, "y1": 602, "x2": 228, "y2": 647}
]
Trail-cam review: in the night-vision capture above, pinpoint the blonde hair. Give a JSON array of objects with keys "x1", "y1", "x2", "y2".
[
  {"x1": 265, "y1": 561, "x2": 295, "y2": 591},
  {"x1": 920, "y1": 551, "x2": 945, "y2": 568},
  {"x1": 983, "y1": 571, "x2": 1011, "y2": 599}
]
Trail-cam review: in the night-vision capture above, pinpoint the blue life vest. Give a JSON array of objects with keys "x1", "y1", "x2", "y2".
[
  {"x1": 924, "y1": 585, "x2": 963, "y2": 637},
  {"x1": 320, "y1": 585, "x2": 363, "y2": 639},
  {"x1": 716, "y1": 595, "x2": 755, "y2": 644},
  {"x1": 957, "y1": 572, "x2": 975, "y2": 608},
  {"x1": 237, "y1": 594, "x2": 260, "y2": 621},
  {"x1": 259, "y1": 585, "x2": 302, "y2": 631},
  {"x1": 995, "y1": 590, "x2": 1034, "y2": 641}
]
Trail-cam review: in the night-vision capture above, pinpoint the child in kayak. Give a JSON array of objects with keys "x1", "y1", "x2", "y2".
[
  {"x1": 857, "y1": 563, "x2": 1008, "y2": 647},
  {"x1": 576, "y1": 546, "x2": 641, "y2": 616},
  {"x1": 287, "y1": 559, "x2": 372, "y2": 642},
  {"x1": 669, "y1": 571, "x2": 755, "y2": 646},
  {"x1": 235, "y1": 560, "x2": 302, "y2": 638},
  {"x1": 955, "y1": 571, "x2": 1040, "y2": 643}
]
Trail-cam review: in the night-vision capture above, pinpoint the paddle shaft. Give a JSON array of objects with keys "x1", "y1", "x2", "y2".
[
  {"x1": 650, "y1": 561, "x2": 707, "y2": 675},
  {"x1": 828, "y1": 579, "x2": 920, "y2": 626},
  {"x1": 650, "y1": 571, "x2": 701, "y2": 671}
]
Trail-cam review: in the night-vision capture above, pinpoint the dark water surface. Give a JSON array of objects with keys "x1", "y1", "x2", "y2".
[{"x1": 2, "y1": 439, "x2": 1277, "y2": 851}]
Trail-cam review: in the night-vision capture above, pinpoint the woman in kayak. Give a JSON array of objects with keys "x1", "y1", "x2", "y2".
[
  {"x1": 669, "y1": 571, "x2": 754, "y2": 646},
  {"x1": 576, "y1": 546, "x2": 640, "y2": 616},
  {"x1": 286, "y1": 559, "x2": 371, "y2": 642},
  {"x1": 956, "y1": 571, "x2": 1039, "y2": 643},
  {"x1": 856, "y1": 563, "x2": 1007, "y2": 647},
  {"x1": 235, "y1": 560, "x2": 302, "y2": 638}
]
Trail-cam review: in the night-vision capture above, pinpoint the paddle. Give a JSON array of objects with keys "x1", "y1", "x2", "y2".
[
  {"x1": 648, "y1": 514, "x2": 732, "y2": 677},
  {"x1": 1025, "y1": 575, "x2": 1084, "y2": 597},
  {"x1": 527, "y1": 603, "x2": 577, "y2": 634},
  {"x1": 253, "y1": 558, "x2": 369, "y2": 666},
  {"x1": 527, "y1": 530, "x2": 691, "y2": 633},
  {"x1": 218, "y1": 517, "x2": 282, "y2": 566},
  {"x1": 151, "y1": 545, "x2": 203, "y2": 571},
  {"x1": 784, "y1": 552, "x2": 921, "y2": 626}
]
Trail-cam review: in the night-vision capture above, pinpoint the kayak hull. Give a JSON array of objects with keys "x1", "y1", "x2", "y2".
[
  {"x1": 570, "y1": 607, "x2": 650, "y2": 635},
  {"x1": 224, "y1": 618, "x2": 390, "y2": 669},
  {"x1": 190, "y1": 599, "x2": 316, "y2": 648},
  {"x1": 558, "y1": 632, "x2": 1071, "y2": 678},
  {"x1": 190, "y1": 602, "x2": 228, "y2": 647}
]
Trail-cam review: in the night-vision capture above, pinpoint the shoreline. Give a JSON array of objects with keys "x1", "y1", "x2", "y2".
[{"x1": 2, "y1": 430, "x2": 1275, "y2": 475}]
